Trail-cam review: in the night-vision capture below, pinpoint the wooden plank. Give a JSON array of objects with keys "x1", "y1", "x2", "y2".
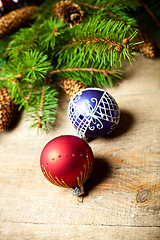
[
  {"x1": 0, "y1": 55, "x2": 160, "y2": 239},
  {"x1": 0, "y1": 223, "x2": 160, "y2": 240}
]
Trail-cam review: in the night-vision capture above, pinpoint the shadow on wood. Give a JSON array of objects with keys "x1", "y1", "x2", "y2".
[
  {"x1": 84, "y1": 157, "x2": 112, "y2": 196},
  {"x1": 105, "y1": 109, "x2": 135, "y2": 138},
  {"x1": 87, "y1": 109, "x2": 135, "y2": 142}
]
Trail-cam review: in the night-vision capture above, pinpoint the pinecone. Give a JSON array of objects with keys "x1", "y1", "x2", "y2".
[
  {"x1": 133, "y1": 30, "x2": 157, "y2": 58},
  {"x1": 60, "y1": 78, "x2": 86, "y2": 98},
  {"x1": 0, "y1": 87, "x2": 17, "y2": 131},
  {"x1": 136, "y1": 41, "x2": 156, "y2": 58},
  {"x1": 0, "y1": 6, "x2": 38, "y2": 38},
  {"x1": 53, "y1": 1, "x2": 84, "y2": 26}
]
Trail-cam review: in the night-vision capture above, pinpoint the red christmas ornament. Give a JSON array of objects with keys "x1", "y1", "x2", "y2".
[
  {"x1": 0, "y1": 0, "x2": 44, "y2": 17},
  {"x1": 40, "y1": 135, "x2": 94, "y2": 195},
  {"x1": 0, "y1": 0, "x2": 21, "y2": 17}
]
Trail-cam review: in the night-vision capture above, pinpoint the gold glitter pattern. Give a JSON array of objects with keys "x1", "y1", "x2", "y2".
[
  {"x1": 42, "y1": 154, "x2": 93, "y2": 189},
  {"x1": 43, "y1": 167, "x2": 70, "y2": 188},
  {"x1": 77, "y1": 155, "x2": 93, "y2": 187}
]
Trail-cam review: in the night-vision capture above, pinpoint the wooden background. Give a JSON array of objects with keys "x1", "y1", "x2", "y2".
[{"x1": 0, "y1": 55, "x2": 160, "y2": 240}]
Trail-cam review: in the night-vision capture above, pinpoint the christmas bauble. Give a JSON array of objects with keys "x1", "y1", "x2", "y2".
[
  {"x1": 40, "y1": 135, "x2": 94, "y2": 195},
  {"x1": 68, "y1": 88, "x2": 120, "y2": 138},
  {"x1": 0, "y1": 0, "x2": 43, "y2": 17},
  {"x1": 0, "y1": 0, "x2": 21, "y2": 17}
]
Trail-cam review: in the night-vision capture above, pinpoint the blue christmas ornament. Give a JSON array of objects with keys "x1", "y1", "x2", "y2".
[{"x1": 68, "y1": 88, "x2": 120, "y2": 138}]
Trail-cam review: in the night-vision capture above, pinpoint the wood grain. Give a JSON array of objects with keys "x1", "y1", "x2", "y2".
[{"x1": 0, "y1": 55, "x2": 160, "y2": 240}]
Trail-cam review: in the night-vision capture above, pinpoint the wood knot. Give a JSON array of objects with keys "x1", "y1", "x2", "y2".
[{"x1": 136, "y1": 188, "x2": 153, "y2": 204}]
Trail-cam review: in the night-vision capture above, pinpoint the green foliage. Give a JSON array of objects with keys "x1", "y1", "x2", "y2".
[
  {"x1": 0, "y1": 38, "x2": 10, "y2": 57},
  {"x1": 6, "y1": 80, "x2": 25, "y2": 110},
  {"x1": 33, "y1": 0, "x2": 57, "y2": 26},
  {"x1": 0, "y1": 0, "x2": 141, "y2": 130},
  {"x1": 2, "y1": 60, "x2": 23, "y2": 80},
  {"x1": 6, "y1": 18, "x2": 65, "y2": 59},
  {"x1": 56, "y1": 18, "x2": 138, "y2": 69},
  {"x1": 52, "y1": 57, "x2": 122, "y2": 87},
  {"x1": 75, "y1": 0, "x2": 140, "y2": 26},
  {"x1": 6, "y1": 27, "x2": 37, "y2": 59},
  {"x1": 0, "y1": 38, "x2": 10, "y2": 88},
  {"x1": 22, "y1": 50, "x2": 52, "y2": 82},
  {"x1": 25, "y1": 85, "x2": 58, "y2": 131},
  {"x1": 37, "y1": 18, "x2": 66, "y2": 51}
]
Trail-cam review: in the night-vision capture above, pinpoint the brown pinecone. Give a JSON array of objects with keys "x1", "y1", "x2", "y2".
[
  {"x1": 53, "y1": 1, "x2": 84, "y2": 26},
  {"x1": 0, "y1": 87, "x2": 17, "y2": 131},
  {"x1": 136, "y1": 41, "x2": 156, "y2": 58},
  {"x1": 60, "y1": 78, "x2": 86, "y2": 98},
  {"x1": 0, "y1": 6, "x2": 38, "y2": 38},
  {"x1": 133, "y1": 31, "x2": 157, "y2": 58}
]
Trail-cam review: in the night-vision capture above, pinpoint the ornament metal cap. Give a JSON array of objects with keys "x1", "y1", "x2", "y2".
[{"x1": 71, "y1": 186, "x2": 84, "y2": 196}]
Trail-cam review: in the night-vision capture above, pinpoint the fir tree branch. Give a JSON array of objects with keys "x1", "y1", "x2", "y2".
[
  {"x1": 75, "y1": 1, "x2": 120, "y2": 20},
  {"x1": 16, "y1": 34, "x2": 38, "y2": 53},
  {"x1": 0, "y1": 0, "x2": 142, "y2": 130},
  {"x1": 56, "y1": 19, "x2": 138, "y2": 67},
  {"x1": 14, "y1": 82, "x2": 24, "y2": 97},
  {"x1": 69, "y1": 37, "x2": 125, "y2": 51},
  {"x1": 5, "y1": 28, "x2": 38, "y2": 59},
  {"x1": 75, "y1": 1, "x2": 100, "y2": 10},
  {"x1": 37, "y1": 18, "x2": 65, "y2": 51},
  {"x1": 6, "y1": 79, "x2": 25, "y2": 103},
  {"x1": 37, "y1": 85, "x2": 45, "y2": 128},
  {"x1": 105, "y1": 1, "x2": 139, "y2": 6},
  {"x1": 25, "y1": 85, "x2": 58, "y2": 130},
  {"x1": 22, "y1": 50, "x2": 52, "y2": 83},
  {"x1": 50, "y1": 67, "x2": 115, "y2": 77},
  {"x1": 24, "y1": 84, "x2": 35, "y2": 104},
  {"x1": 141, "y1": 1, "x2": 160, "y2": 27},
  {"x1": 0, "y1": 74, "x2": 22, "y2": 81}
]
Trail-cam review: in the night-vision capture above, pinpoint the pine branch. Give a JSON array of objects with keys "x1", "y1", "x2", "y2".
[
  {"x1": 37, "y1": 18, "x2": 66, "y2": 51},
  {"x1": 33, "y1": 0, "x2": 57, "y2": 26},
  {"x1": 16, "y1": 33, "x2": 38, "y2": 53},
  {"x1": 76, "y1": 0, "x2": 139, "y2": 10},
  {"x1": 50, "y1": 65, "x2": 121, "y2": 87},
  {"x1": 75, "y1": 0, "x2": 139, "y2": 26},
  {"x1": 5, "y1": 17, "x2": 66, "y2": 60},
  {"x1": 56, "y1": 19, "x2": 138, "y2": 68},
  {"x1": 0, "y1": 74, "x2": 22, "y2": 81},
  {"x1": 0, "y1": 38, "x2": 10, "y2": 83},
  {"x1": 105, "y1": 1, "x2": 139, "y2": 6},
  {"x1": 22, "y1": 50, "x2": 52, "y2": 83},
  {"x1": 141, "y1": 1, "x2": 160, "y2": 27},
  {"x1": 75, "y1": 0, "x2": 120, "y2": 20},
  {"x1": 24, "y1": 84, "x2": 35, "y2": 104},
  {"x1": 37, "y1": 85, "x2": 45, "y2": 128},
  {"x1": 5, "y1": 79, "x2": 25, "y2": 109},
  {"x1": 50, "y1": 67, "x2": 114, "y2": 76},
  {"x1": 69, "y1": 37, "x2": 124, "y2": 51},
  {"x1": 25, "y1": 85, "x2": 58, "y2": 131},
  {"x1": 6, "y1": 27, "x2": 38, "y2": 59},
  {"x1": 0, "y1": 0, "x2": 142, "y2": 130}
]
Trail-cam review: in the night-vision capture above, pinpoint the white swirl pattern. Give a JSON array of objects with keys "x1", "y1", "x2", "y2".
[{"x1": 68, "y1": 90, "x2": 120, "y2": 138}]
